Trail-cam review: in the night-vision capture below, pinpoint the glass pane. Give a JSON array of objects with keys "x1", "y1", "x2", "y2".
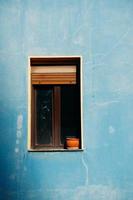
[
  {"x1": 36, "y1": 87, "x2": 52, "y2": 145},
  {"x1": 61, "y1": 85, "x2": 81, "y2": 145}
]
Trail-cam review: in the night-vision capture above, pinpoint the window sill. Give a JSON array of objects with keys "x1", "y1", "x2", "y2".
[{"x1": 28, "y1": 148, "x2": 84, "y2": 152}]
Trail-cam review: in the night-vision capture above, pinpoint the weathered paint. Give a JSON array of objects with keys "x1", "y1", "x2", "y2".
[{"x1": 0, "y1": 0, "x2": 133, "y2": 199}]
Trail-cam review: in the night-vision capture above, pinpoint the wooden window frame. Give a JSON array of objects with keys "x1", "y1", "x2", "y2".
[
  {"x1": 31, "y1": 85, "x2": 63, "y2": 149},
  {"x1": 28, "y1": 56, "x2": 83, "y2": 151}
]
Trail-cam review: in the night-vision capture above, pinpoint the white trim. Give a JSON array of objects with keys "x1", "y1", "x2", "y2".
[
  {"x1": 80, "y1": 56, "x2": 84, "y2": 149},
  {"x1": 27, "y1": 57, "x2": 31, "y2": 150},
  {"x1": 29, "y1": 55, "x2": 81, "y2": 58},
  {"x1": 28, "y1": 55, "x2": 83, "y2": 151}
]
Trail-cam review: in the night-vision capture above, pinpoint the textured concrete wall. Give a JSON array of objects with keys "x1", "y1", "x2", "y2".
[{"x1": 0, "y1": 0, "x2": 133, "y2": 199}]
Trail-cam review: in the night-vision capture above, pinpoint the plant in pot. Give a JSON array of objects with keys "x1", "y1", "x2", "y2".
[{"x1": 66, "y1": 136, "x2": 79, "y2": 149}]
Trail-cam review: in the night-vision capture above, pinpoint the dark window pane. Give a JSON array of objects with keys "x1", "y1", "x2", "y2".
[
  {"x1": 61, "y1": 85, "x2": 81, "y2": 145},
  {"x1": 36, "y1": 87, "x2": 53, "y2": 145}
]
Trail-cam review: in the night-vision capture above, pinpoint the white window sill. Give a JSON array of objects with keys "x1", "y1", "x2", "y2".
[{"x1": 28, "y1": 148, "x2": 84, "y2": 152}]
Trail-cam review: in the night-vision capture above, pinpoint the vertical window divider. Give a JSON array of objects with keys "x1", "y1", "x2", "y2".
[
  {"x1": 34, "y1": 89, "x2": 37, "y2": 146},
  {"x1": 53, "y1": 86, "x2": 61, "y2": 147},
  {"x1": 31, "y1": 86, "x2": 35, "y2": 148}
]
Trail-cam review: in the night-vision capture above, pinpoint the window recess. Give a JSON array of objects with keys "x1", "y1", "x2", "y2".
[{"x1": 29, "y1": 57, "x2": 83, "y2": 151}]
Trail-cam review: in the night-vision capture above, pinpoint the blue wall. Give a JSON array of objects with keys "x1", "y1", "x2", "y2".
[{"x1": 0, "y1": 0, "x2": 133, "y2": 199}]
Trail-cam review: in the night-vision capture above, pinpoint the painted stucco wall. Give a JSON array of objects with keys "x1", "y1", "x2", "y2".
[{"x1": 0, "y1": 0, "x2": 133, "y2": 199}]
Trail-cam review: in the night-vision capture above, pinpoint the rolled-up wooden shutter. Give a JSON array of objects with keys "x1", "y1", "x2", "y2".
[{"x1": 31, "y1": 66, "x2": 76, "y2": 84}]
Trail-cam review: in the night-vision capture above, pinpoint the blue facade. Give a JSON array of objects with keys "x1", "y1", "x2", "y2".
[{"x1": 0, "y1": 0, "x2": 133, "y2": 199}]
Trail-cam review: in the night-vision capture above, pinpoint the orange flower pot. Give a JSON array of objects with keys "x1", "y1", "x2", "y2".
[{"x1": 66, "y1": 137, "x2": 79, "y2": 149}]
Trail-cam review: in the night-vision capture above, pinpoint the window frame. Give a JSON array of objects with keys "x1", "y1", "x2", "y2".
[
  {"x1": 32, "y1": 85, "x2": 63, "y2": 149},
  {"x1": 28, "y1": 56, "x2": 83, "y2": 151}
]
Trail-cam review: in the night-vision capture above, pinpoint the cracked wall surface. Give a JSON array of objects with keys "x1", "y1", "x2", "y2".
[{"x1": 0, "y1": 0, "x2": 133, "y2": 199}]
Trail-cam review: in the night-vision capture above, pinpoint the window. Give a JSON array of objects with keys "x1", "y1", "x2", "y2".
[{"x1": 28, "y1": 57, "x2": 83, "y2": 151}]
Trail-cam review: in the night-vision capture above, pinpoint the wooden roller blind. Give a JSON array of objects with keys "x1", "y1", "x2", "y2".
[{"x1": 31, "y1": 66, "x2": 76, "y2": 85}]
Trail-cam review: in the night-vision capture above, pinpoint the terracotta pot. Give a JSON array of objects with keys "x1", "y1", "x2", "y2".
[{"x1": 66, "y1": 137, "x2": 79, "y2": 149}]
